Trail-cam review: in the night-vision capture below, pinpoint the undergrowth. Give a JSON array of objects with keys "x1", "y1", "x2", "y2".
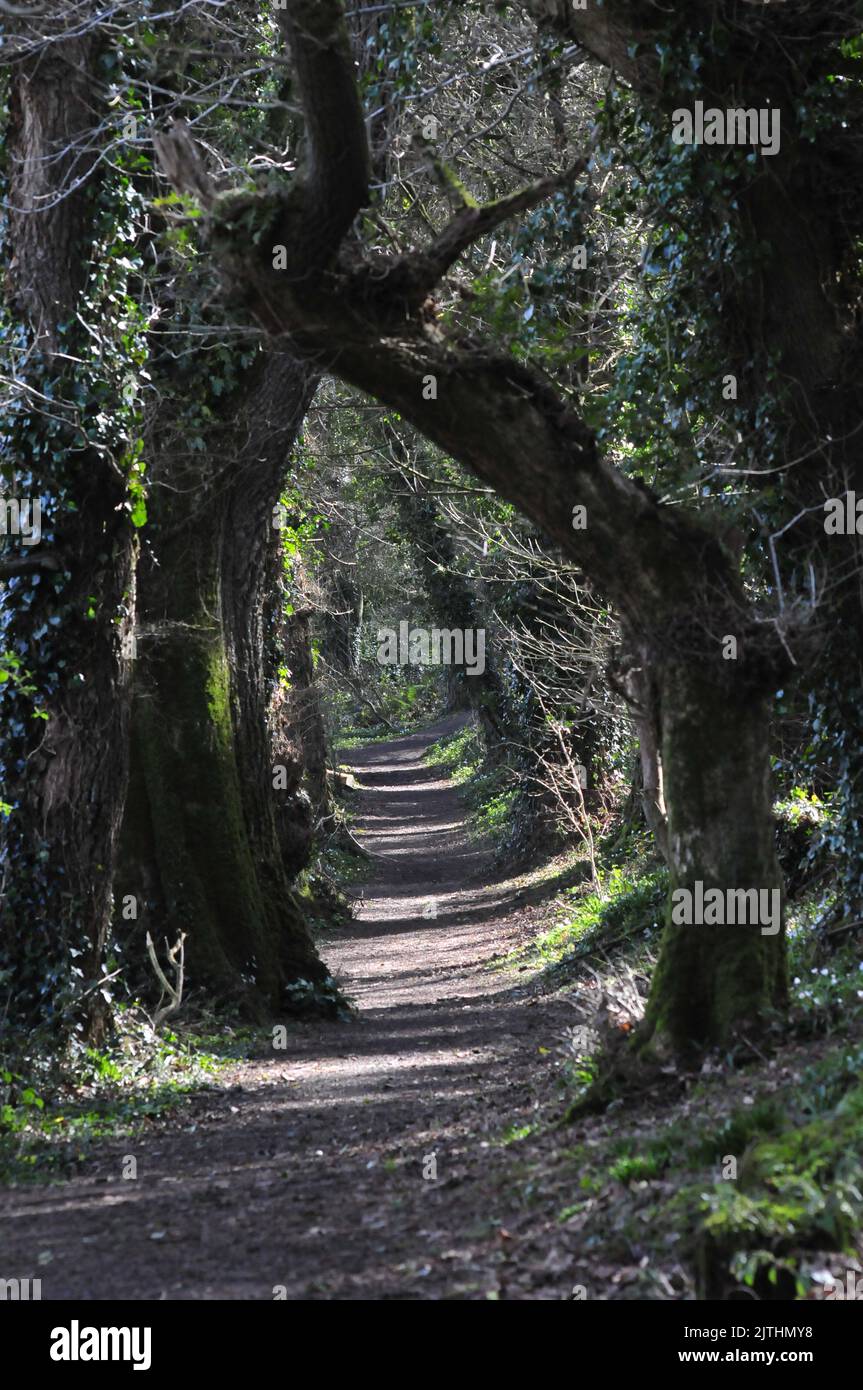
[
  {"x1": 0, "y1": 1006, "x2": 275, "y2": 1185},
  {"x1": 486, "y1": 768, "x2": 863, "y2": 1298}
]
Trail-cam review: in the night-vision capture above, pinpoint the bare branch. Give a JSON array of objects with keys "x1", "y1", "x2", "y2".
[
  {"x1": 145, "y1": 931, "x2": 186, "y2": 1028},
  {"x1": 0, "y1": 553, "x2": 62, "y2": 579},
  {"x1": 397, "y1": 158, "x2": 588, "y2": 299}
]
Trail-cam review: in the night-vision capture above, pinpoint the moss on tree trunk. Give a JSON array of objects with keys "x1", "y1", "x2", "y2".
[
  {"x1": 641, "y1": 667, "x2": 787, "y2": 1055},
  {"x1": 118, "y1": 352, "x2": 335, "y2": 1015}
]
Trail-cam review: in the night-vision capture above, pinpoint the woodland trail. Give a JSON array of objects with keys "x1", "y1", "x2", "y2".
[{"x1": 2, "y1": 718, "x2": 585, "y2": 1300}]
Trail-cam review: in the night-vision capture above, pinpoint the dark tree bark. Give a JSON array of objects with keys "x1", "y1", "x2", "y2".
[
  {"x1": 119, "y1": 350, "x2": 334, "y2": 1013},
  {"x1": 0, "y1": 38, "x2": 135, "y2": 1040},
  {"x1": 283, "y1": 587, "x2": 331, "y2": 821},
  {"x1": 221, "y1": 355, "x2": 323, "y2": 894},
  {"x1": 647, "y1": 662, "x2": 786, "y2": 1042},
  {"x1": 319, "y1": 517, "x2": 363, "y2": 678}
]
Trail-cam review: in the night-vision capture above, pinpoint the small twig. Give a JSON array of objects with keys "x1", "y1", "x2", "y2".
[
  {"x1": 826, "y1": 918, "x2": 863, "y2": 938},
  {"x1": 740, "y1": 1033, "x2": 769, "y2": 1065},
  {"x1": 145, "y1": 930, "x2": 186, "y2": 1027},
  {"x1": 78, "y1": 967, "x2": 123, "y2": 1000},
  {"x1": 343, "y1": 825, "x2": 391, "y2": 861}
]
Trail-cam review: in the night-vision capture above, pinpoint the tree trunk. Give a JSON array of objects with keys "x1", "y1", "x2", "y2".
[
  {"x1": 284, "y1": 601, "x2": 331, "y2": 820},
  {"x1": 220, "y1": 357, "x2": 325, "y2": 909},
  {"x1": 0, "y1": 38, "x2": 135, "y2": 1040},
  {"x1": 642, "y1": 666, "x2": 786, "y2": 1055},
  {"x1": 119, "y1": 351, "x2": 334, "y2": 1013}
]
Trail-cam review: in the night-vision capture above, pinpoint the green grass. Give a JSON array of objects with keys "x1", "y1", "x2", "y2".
[
  {"x1": 425, "y1": 722, "x2": 520, "y2": 843},
  {"x1": 333, "y1": 729, "x2": 395, "y2": 751},
  {"x1": 497, "y1": 1122, "x2": 535, "y2": 1146},
  {"x1": 425, "y1": 722, "x2": 483, "y2": 778},
  {"x1": 506, "y1": 864, "x2": 667, "y2": 975},
  {"x1": 0, "y1": 1010, "x2": 264, "y2": 1184}
]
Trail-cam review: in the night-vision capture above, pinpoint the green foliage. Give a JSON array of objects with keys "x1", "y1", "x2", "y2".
[
  {"x1": 0, "y1": 1011, "x2": 228, "y2": 1184},
  {"x1": 425, "y1": 722, "x2": 516, "y2": 841},
  {"x1": 550, "y1": 1038, "x2": 863, "y2": 1295},
  {"x1": 358, "y1": 4, "x2": 444, "y2": 111},
  {"x1": 282, "y1": 974, "x2": 354, "y2": 1021},
  {"x1": 775, "y1": 786, "x2": 828, "y2": 829},
  {"x1": 802, "y1": 681, "x2": 863, "y2": 925},
  {"x1": 512, "y1": 865, "x2": 667, "y2": 975},
  {"x1": 787, "y1": 943, "x2": 863, "y2": 1037},
  {"x1": 701, "y1": 1085, "x2": 863, "y2": 1262},
  {"x1": 496, "y1": 1122, "x2": 534, "y2": 1146},
  {"x1": 0, "y1": 118, "x2": 149, "y2": 1027},
  {"x1": 464, "y1": 185, "x2": 589, "y2": 371},
  {"x1": 609, "y1": 1146, "x2": 670, "y2": 1185},
  {"x1": 698, "y1": 1100, "x2": 787, "y2": 1164},
  {"x1": 425, "y1": 722, "x2": 483, "y2": 777}
]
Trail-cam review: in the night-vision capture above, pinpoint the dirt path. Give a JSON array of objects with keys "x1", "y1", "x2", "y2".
[{"x1": 2, "y1": 718, "x2": 583, "y2": 1300}]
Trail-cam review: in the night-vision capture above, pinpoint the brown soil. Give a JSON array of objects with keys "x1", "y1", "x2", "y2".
[{"x1": 2, "y1": 718, "x2": 588, "y2": 1300}]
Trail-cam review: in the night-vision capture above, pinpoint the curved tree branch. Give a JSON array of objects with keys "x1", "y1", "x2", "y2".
[{"x1": 162, "y1": 0, "x2": 762, "y2": 662}]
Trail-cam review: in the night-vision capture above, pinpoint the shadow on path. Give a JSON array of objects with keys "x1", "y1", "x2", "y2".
[{"x1": 1, "y1": 716, "x2": 578, "y2": 1300}]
